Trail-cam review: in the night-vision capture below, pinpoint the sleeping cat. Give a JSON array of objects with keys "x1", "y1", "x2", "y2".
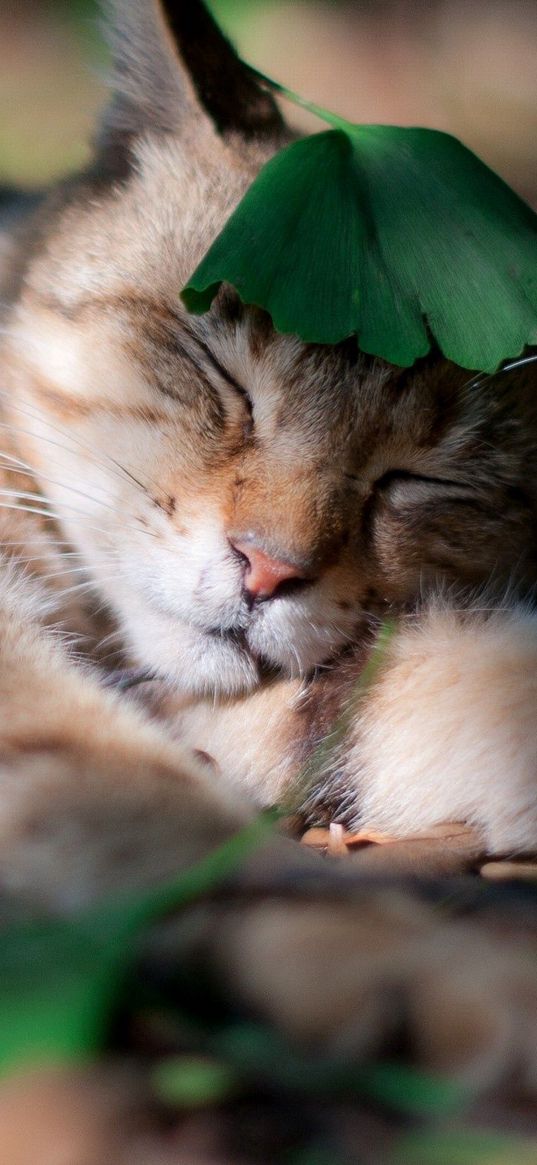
[{"x1": 0, "y1": 0, "x2": 536, "y2": 1105}]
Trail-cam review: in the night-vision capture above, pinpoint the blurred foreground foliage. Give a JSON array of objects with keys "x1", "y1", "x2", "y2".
[{"x1": 0, "y1": 816, "x2": 536, "y2": 1162}]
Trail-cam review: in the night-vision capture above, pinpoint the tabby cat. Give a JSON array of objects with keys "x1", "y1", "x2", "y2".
[{"x1": 0, "y1": 0, "x2": 536, "y2": 1113}]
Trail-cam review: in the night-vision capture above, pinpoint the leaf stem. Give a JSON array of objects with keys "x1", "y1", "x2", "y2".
[{"x1": 247, "y1": 65, "x2": 350, "y2": 131}]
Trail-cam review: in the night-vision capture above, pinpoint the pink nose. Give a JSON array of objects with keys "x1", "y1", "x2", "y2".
[{"x1": 231, "y1": 539, "x2": 306, "y2": 601}]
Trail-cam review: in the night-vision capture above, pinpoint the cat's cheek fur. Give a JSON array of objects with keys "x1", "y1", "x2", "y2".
[{"x1": 344, "y1": 604, "x2": 537, "y2": 853}]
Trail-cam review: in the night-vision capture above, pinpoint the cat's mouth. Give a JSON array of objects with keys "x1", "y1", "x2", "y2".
[
  {"x1": 205, "y1": 624, "x2": 248, "y2": 646},
  {"x1": 117, "y1": 577, "x2": 364, "y2": 696},
  {"x1": 205, "y1": 624, "x2": 282, "y2": 679},
  {"x1": 193, "y1": 586, "x2": 367, "y2": 682}
]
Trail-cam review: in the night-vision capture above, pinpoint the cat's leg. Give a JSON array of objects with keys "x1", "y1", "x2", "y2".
[
  {"x1": 160, "y1": 600, "x2": 537, "y2": 859},
  {"x1": 0, "y1": 561, "x2": 247, "y2": 909},
  {"x1": 150, "y1": 674, "x2": 308, "y2": 809},
  {"x1": 341, "y1": 601, "x2": 537, "y2": 856}
]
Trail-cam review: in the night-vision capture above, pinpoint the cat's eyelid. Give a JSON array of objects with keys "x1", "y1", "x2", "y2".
[
  {"x1": 198, "y1": 342, "x2": 251, "y2": 403},
  {"x1": 375, "y1": 469, "x2": 470, "y2": 491},
  {"x1": 178, "y1": 326, "x2": 252, "y2": 407}
]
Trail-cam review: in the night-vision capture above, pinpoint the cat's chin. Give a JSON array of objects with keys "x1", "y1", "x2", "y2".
[
  {"x1": 123, "y1": 612, "x2": 355, "y2": 696},
  {"x1": 119, "y1": 611, "x2": 260, "y2": 698}
]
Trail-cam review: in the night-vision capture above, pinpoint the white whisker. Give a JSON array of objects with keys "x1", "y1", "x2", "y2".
[
  {"x1": 0, "y1": 451, "x2": 136, "y2": 518},
  {"x1": 0, "y1": 541, "x2": 82, "y2": 553},
  {"x1": 96, "y1": 641, "x2": 127, "y2": 665},
  {"x1": 94, "y1": 627, "x2": 123, "y2": 653},
  {"x1": 0, "y1": 389, "x2": 163, "y2": 496},
  {"x1": 0, "y1": 485, "x2": 156, "y2": 540},
  {"x1": 0, "y1": 486, "x2": 95, "y2": 515},
  {"x1": 0, "y1": 500, "x2": 62, "y2": 521},
  {"x1": 0, "y1": 456, "x2": 157, "y2": 541},
  {"x1": 26, "y1": 565, "x2": 101, "y2": 582},
  {"x1": 50, "y1": 576, "x2": 117, "y2": 600},
  {"x1": 0, "y1": 500, "x2": 120, "y2": 540}
]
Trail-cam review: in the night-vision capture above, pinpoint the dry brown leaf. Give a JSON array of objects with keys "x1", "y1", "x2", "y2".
[{"x1": 480, "y1": 861, "x2": 537, "y2": 881}]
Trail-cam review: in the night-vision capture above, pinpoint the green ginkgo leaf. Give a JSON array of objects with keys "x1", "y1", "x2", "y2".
[{"x1": 182, "y1": 100, "x2": 537, "y2": 371}]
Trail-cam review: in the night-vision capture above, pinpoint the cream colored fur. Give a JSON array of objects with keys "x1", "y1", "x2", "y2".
[
  {"x1": 157, "y1": 601, "x2": 537, "y2": 854},
  {"x1": 348, "y1": 604, "x2": 537, "y2": 853}
]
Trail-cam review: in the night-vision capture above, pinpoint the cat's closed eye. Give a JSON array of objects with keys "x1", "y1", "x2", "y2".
[
  {"x1": 198, "y1": 348, "x2": 254, "y2": 433},
  {"x1": 374, "y1": 469, "x2": 472, "y2": 494},
  {"x1": 345, "y1": 468, "x2": 474, "y2": 498}
]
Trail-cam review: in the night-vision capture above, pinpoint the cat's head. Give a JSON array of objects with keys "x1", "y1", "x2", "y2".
[{"x1": 2, "y1": 0, "x2": 537, "y2": 695}]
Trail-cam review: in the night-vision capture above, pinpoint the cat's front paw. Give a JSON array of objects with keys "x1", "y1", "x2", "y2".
[{"x1": 341, "y1": 605, "x2": 537, "y2": 855}]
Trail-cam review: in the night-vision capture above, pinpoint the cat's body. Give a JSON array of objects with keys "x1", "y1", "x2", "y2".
[{"x1": 0, "y1": 0, "x2": 537, "y2": 1119}]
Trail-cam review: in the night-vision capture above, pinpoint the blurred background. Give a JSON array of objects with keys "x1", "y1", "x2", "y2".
[{"x1": 0, "y1": 0, "x2": 535, "y2": 203}]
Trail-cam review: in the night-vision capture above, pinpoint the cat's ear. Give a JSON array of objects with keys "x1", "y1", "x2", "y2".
[{"x1": 98, "y1": 0, "x2": 284, "y2": 168}]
